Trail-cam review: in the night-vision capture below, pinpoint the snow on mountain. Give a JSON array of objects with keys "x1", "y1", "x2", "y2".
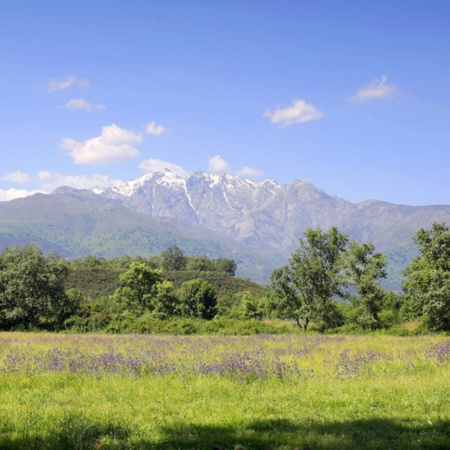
[{"x1": 91, "y1": 170, "x2": 450, "y2": 279}]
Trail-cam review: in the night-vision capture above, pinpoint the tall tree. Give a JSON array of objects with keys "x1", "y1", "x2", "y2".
[
  {"x1": 0, "y1": 244, "x2": 70, "y2": 329},
  {"x1": 270, "y1": 264, "x2": 313, "y2": 330},
  {"x1": 178, "y1": 279, "x2": 217, "y2": 319},
  {"x1": 215, "y1": 258, "x2": 237, "y2": 276},
  {"x1": 402, "y1": 222, "x2": 450, "y2": 331},
  {"x1": 113, "y1": 262, "x2": 163, "y2": 314},
  {"x1": 271, "y1": 227, "x2": 348, "y2": 330},
  {"x1": 345, "y1": 241, "x2": 387, "y2": 330},
  {"x1": 160, "y1": 246, "x2": 187, "y2": 271}
]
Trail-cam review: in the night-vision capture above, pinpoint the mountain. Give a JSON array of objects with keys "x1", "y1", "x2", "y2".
[
  {"x1": 95, "y1": 170, "x2": 450, "y2": 248},
  {"x1": 1, "y1": 170, "x2": 450, "y2": 285},
  {"x1": 94, "y1": 170, "x2": 450, "y2": 286},
  {"x1": 0, "y1": 186, "x2": 285, "y2": 281}
]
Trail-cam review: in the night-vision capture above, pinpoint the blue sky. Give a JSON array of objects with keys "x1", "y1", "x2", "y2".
[{"x1": 1, "y1": 0, "x2": 449, "y2": 205}]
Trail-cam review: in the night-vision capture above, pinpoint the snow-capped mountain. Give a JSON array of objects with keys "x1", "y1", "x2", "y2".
[
  {"x1": 94, "y1": 171, "x2": 286, "y2": 246},
  {"x1": 2, "y1": 169, "x2": 450, "y2": 283},
  {"x1": 93, "y1": 170, "x2": 450, "y2": 258}
]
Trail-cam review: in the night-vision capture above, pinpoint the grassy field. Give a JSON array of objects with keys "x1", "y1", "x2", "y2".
[{"x1": 0, "y1": 333, "x2": 449, "y2": 449}]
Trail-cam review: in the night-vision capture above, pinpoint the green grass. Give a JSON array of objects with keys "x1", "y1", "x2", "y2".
[{"x1": 0, "y1": 333, "x2": 449, "y2": 449}]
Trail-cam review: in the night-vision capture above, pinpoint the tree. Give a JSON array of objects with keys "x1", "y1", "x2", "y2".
[
  {"x1": 215, "y1": 258, "x2": 237, "y2": 276},
  {"x1": 178, "y1": 279, "x2": 217, "y2": 319},
  {"x1": 149, "y1": 280, "x2": 178, "y2": 319},
  {"x1": 0, "y1": 244, "x2": 70, "y2": 329},
  {"x1": 160, "y1": 246, "x2": 187, "y2": 271},
  {"x1": 186, "y1": 255, "x2": 215, "y2": 271},
  {"x1": 345, "y1": 241, "x2": 387, "y2": 330},
  {"x1": 270, "y1": 264, "x2": 312, "y2": 329},
  {"x1": 402, "y1": 223, "x2": 450, "y2": 331},
  {"x1": 271, "y1": 227, "x2": 348, "y2": 330},
  {"x1": 113, "y1": 262, "x2": 163, "y2": 314},
  {"x1": 238, "y1": 291, "x2": 265, "y2": 320}
]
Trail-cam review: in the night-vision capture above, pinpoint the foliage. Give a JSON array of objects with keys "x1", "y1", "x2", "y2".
[
  {"x1": 215, "y1": 258, "x2": 237, "y2": 275},
  {"x1": 160, "y1": 245, "x2": 187, "y2": 271},
  {"x1": 402, "y1": 222, "x2": 450, "y2": 331},
  {"x1": 177, "y1": 279, "x2": 217, "y2": 319},
  {"x1": 66, "y1": 266, "x2": 123, "y2": 300},
  {"x1": 113, "y1": 262, "x2": 164, "y2": 314},
  {"x1": 164, "y1": 270, "x2": 266, "y2": 301},
  {"x1": 3, "y1": 233, "x2": 450, "y2": 333},
  {"x1": 271, "y1": 227, "x2": 348, "y2": 330},
  {"x1": 0, "y1": 244, "x2": 72, "y2": 329},
  {"x1": 186, "y1": 255, "x2": 215, "y2": 271},
  {"x1": 345, "y1": 241, "x2": 388, "y2": 330}
]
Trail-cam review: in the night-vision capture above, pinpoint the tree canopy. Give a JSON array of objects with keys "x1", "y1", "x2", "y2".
[
  {"x1": 271, "y1": 227, "x2": 348, "y2": 330},
  {"x1": 178, "y1": 279, "x2": 217, "y2": 319},
  {"x1": 271, "y1": 227, "x2": 392, "y2": 331},
  {"x1": 344, "y1": 241, "x2": 387, "y2": 330},
  {"x1": 0, "y1": 244, "x2": 71, "y2": 329},
  {"x1": 402, "y1": 222, "x2": 450, "y2": 331}
]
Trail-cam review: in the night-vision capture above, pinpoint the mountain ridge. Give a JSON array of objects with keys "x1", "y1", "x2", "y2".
[
  {"x1": 1, "y1": 170, "x2": 450, "y2": 284},
  {"x1": 93, "y1": 170, "x2": 450, "y2": 254}
]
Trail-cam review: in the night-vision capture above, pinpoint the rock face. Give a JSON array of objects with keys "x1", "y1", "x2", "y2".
[{"x1": 95, "y1": 170, "x2": 450, "y2": 258}]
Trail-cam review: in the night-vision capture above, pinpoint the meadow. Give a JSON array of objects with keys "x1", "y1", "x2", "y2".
[{"x1": 0, "y1": 333, "x2": 449, "y2": 449}]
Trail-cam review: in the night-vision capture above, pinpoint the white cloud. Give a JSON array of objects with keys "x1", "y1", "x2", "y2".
[
  {"x1": 60, "y1": 123, "x2": 142, "y2": 165},
  {"x1": 139, "y1": 159, "x2": 190, "y2": 178},
  {"x1": 208, "y1": 155, "x2": 230, "y2": 173},
  {"x1": 237, "y1": 166, "x2": 263, "y2": 177},
  {"x1": 352, "y1": 75, "x2": 399, "y2": 101},
  {"x1": 0, "y1": 171, "x2": 122, "y2": 201},
  {"x1": 0, "y1": 188, "x2": 44, "y2": 201},
  {"x1": 48, "y1": 75, "x2": 89, "y2": 93},
  {"x1": 0, "y1": 171, "x2": 31, "y2": 184},
  {"x1": 146, "y1": 121, "x2": 168, "y2": 135},
  {"x1": 63, "y1": 98, "x2": 105, "y2": 111},
  {"x1": 37, "y1": 171, "x2": 122, "y2": 192},
  {"x1": 264, "y1": 99, "x2": 324, "y2": 126}
]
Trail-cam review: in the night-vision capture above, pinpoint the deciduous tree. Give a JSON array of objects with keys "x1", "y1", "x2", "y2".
[
  {"x1": 271, "y1": 227, "x2": 348, "y2": 330},
  {"x1": 402, "y1": 222, "x2": 450, "y2": 331},
  {"x1": 345, "y1": 241, "x2": 387, "y2": 330},
  {"x1": 0, "y1": 244, "x2": 70, "y2": 329},
  {"x1": 160, "y1": 245, "x2": 187, "y2": 271},
  {"x1": 178, "y1": 279, "x2": 217, "y2": 319},
  {"x1": 113, "y1": 262, "x2": 163, "y2": 314}
]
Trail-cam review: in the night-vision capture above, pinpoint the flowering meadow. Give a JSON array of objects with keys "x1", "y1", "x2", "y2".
[{"x1": 0, "y1": 333, "x2": 449, "y2": 449}]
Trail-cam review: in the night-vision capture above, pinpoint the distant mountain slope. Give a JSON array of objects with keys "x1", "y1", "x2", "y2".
[
  {"x1": 1, "y1": 170, "x2": 450, "y2": 285},
  {"x1": 95, "y1": 170, "x2": 450, "y2": 253},
  {"x1": 0, "y1": 187, "x2": 285, "y2": 282}
]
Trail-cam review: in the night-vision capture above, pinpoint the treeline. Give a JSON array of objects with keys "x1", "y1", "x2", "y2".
[
  {"x1": 68, "y1": 246, "x2": 237, "y2": 275},
  {"x1": 0, "y1": 224, "x2": 449, "y2": 334}
]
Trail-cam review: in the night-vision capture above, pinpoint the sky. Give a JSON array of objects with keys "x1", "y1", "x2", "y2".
[{"x1": 1, "y1": 0, "x2": 450, "y2": 206}]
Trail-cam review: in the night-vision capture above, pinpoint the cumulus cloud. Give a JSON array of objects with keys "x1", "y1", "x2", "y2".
[
  {"x1": 60, "y1": 123, "x2": 142, "y2": 165},
  {"x1": 237, "y1": 166, "x2": 263, "y2": 177},
  {"x1": 264, "y1": 99, "x2": 323, "y2": 126},
  {"x1": 48, "y1": 75, "x2": 89, "y2": 93},
  {"x1": 63, "y1": 98, "x2": 105, "y2": 111},
  {"x1": 352, "y1": 75, "x2": 399, "y2": 101},
  {"x1": 0, "y1": 171, "x2": 31, "y2": 184},
  {"x1": 139, "y1": 159, "x2": 190, "y2": 178},
  {"x1": 37, "y1": 171, "x2": 122, "y2": 192},
  {"x1": 206, "y1": 156, "x2": 263, "y2": 178},
  {"x1": 208, "y1": 155, "x2": 230, "y2": 173},
  {"x1": 0, "y1": 188, "x2": 45, "y2": 202},
  {"x1": 146, "y1": 121, "x2": 168, "y2": 135}
]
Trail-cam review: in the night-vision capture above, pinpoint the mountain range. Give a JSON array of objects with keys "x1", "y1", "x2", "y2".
[{"x1": 1, "y1": 170, "x2": 450, "y2": 285}]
